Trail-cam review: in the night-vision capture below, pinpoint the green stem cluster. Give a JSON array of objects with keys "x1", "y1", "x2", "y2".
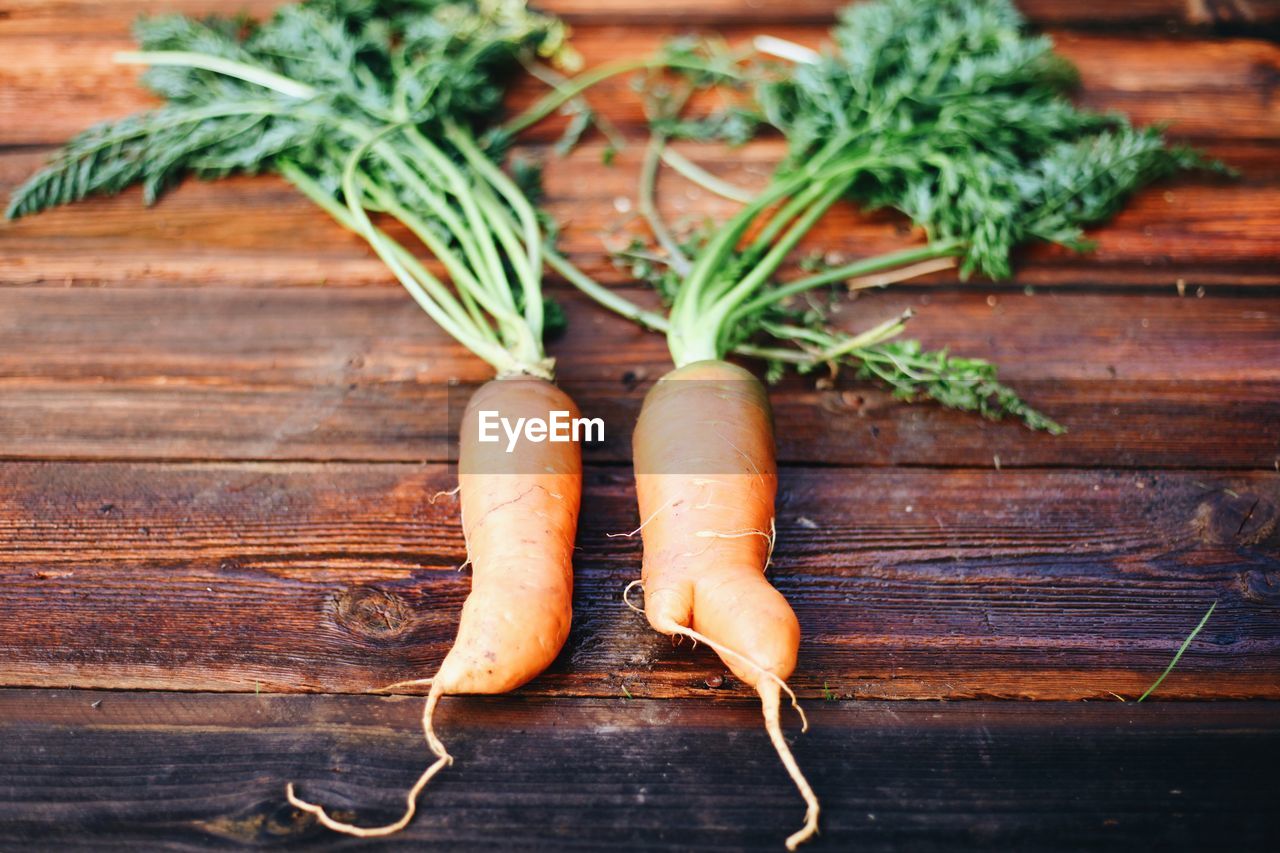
[
  {"x1": 510, "y1": 43, "x2": 1064, "y2": 431},
  {"x1": 120, "y1": 50, "x2": 554, "y2": 380},
  {"x1": 95, "y1": 23, "x2": 1069, "y2": 433},
  {"x1": 497, "y1": 47, "x2": 962, "y2": 368},
  {"x1": 663, "y1": 143, "x2": 882, "y2": 365}
]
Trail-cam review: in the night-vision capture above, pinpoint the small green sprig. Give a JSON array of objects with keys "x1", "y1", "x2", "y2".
[
  {"x1": 854, "y1": 341, "x2": 1065, "y2": 433},
  {"x1": 611, "y1": 228, "x2": 1060, "y2": 432}
]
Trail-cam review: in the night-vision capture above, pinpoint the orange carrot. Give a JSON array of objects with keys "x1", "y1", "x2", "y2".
[
  {"x1": 631, "y1": 359, "x2": 818, "y2": 849},
  {"x1": 8, "y1": 1, "x2": 592, "y2": 839},
  {"x1": 288, "y1": 376, "x2": 581, "y2": 835}
]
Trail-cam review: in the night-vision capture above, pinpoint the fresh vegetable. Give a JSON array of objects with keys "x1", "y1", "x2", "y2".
[
  {"x1": 8, "y1": 0, "x2": 584, "y2": 836},
  {"x1": 518, "y1": 0, "x2": 1219, "y2": 846},
  {"x1": 632, "y1": 359, "x2": 817, "y2": 849}
]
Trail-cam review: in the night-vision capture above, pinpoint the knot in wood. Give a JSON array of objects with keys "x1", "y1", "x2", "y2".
[
  {"x1": 332, "y1": 586, "x2": 414, "y2": 639},
  {"x1": 1239, "y1": 570, "x2": 1280, "y2": 605},
  {"x1": 1197, "y1": 492, "x2": 1277, "y2": 546}
]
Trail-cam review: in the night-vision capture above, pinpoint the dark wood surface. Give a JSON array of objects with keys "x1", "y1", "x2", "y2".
[
  {"x1": 3, "y1": 287, "x2": 1278, "y2": 466},
  {"x1": 0, "y1": 0, "x2": 1277, "y2": 849},
  {"x1": 2, "y1": 463, "x2": 1276, "y2": 698},
  {"x1": 3, "y1": 691, "x2": 1278, "y2": 850}
]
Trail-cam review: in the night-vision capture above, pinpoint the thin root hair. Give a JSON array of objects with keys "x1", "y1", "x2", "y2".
[
  {"x1": 713, "y1": 427, "x2": 764, "y2": 478},
  {"x1": 286, "y1": 684, "x2": 453, "y2": 837},
  {"x1": 766, "y1": 516, "x2": 777, "y2": 570},
  {"x1": 691, "y1": 518, "x2": 776, "y2": 569},
  {"x1": 607, "y1": 494, "x2": 677, "y2": 539},
  {"x1": 623, "y1": 579, "x2": 646, "y2": 614},
  {"x1": 693, "y1": 528, "x2": 771, "y2": 539},
  {"x1": 428, "y1": 484, "x2": 462, "y2": 505},
  {"x1": 376, "y1": 677, "x2": 434, "y2": 692},
  {"x1": 666, "y1": 623, "x2": 808, "y2": 733}
]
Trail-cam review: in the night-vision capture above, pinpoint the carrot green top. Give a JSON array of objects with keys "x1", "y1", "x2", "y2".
[
  {"x1": 7, "y1": 0, "x2": 577, "y2": 380},
  {"x1": 533, "y1": 0, "x2": 1221, "y2": 431}
]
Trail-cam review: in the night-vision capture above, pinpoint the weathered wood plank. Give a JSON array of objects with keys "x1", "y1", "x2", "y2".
[
  {"x1": 1, "y1": 462, "x2": 1275, "y2": 698},
  {"x1": 1, "y1": 0, "x2": 1275, "y2": 35},
  {"x1": 1, "y1": 139, "x2": 1270, "y2": 289},
  {"x1": 1, "y1": 691, "x2": 1277, "y2": 849},
  {"x1": 1, "y1": 27, "x2": 1276, "y2": 147},
  {"x1": 557, "y1": 0, "x2": 1280, "y2": 29},
  {"x1": 1, "y1": 287, "x2": 1277, "y2": 466},
  {"x1": 2, "y1": 24, "x2": 1274, "y2": 288},
  {"x1": 7, "y1": 287, "x2": 1279, "y2": 383}
]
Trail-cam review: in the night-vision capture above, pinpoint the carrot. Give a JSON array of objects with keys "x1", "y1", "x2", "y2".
[
  {"x1": 0, "y1": 2, "x2": 598, "y2": 835},
  {"x1": 288, "y1": 376, "x2": 581, "y2": 835},
  {"x1": 448, "y1": 379, "x2": 581, "y2": 693},
  {"x1": 497, "y1": 3, "x2": 1213, "y2": 847},
  {"x1": 631, "y1": 359, "x2": 818, "y2": 850}
]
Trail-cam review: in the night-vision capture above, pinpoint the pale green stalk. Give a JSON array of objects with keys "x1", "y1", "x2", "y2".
[{"x1": 115, "y1": 51, "x2": 318, "y2": 99}]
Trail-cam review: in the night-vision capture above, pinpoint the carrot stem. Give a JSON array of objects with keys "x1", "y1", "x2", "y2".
[
  {"x1": 661, "y1": 147, "x2": 756, "y2": 204},
  {"x1": 115, "y1": 51, "x2": 318, "y2": 100},
  {"x1": 732, "y1": 241, "x2": 963, "y2": 320}
]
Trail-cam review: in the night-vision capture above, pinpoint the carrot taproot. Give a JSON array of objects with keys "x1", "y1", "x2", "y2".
[
  {"x1": 288, "y1": 376, "x2": 581, "y2": 835},
  {"x1": 631, "y1": 359, "x2": 818, "y2": 850}
]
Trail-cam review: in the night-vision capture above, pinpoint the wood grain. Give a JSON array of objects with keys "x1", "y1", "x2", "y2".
[
  {"x1": 1, "y1": 691, "x2": 1277, "y2": 849},
  {"x1": 2, "y1": 27, "x2": 1276, "y2": 145},
  {"x1": 1, "y1": 140, "x2": 1271, "y2": 289},
  {"x1": 1, "y1": 0, "x2": 1275, "y2": 34},
  {"x1": 2, "y1": 287, "x2": 1277, "y2": 466},
  {"x1": 1, "y1": 462, "x2": 1275, "y2": 698},
  {"x1": 2, "y1": 21, "x2": 1275, "y2": 289}
]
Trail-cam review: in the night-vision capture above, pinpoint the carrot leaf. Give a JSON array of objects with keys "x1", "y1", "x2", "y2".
[{"x1": 8, "y1": 0, "x2": 575, "y2": 379}]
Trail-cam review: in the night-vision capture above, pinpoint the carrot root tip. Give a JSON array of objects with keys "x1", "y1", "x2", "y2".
[
  {"x1": 761, "y1": 683, "x2": 820, "y2": 850},
  {"x1": 288, "y1": 684, "x2": 453, "y2": 838},
  {"x1": 284, "y1": 750, "x2": 451, "y2": 838}
]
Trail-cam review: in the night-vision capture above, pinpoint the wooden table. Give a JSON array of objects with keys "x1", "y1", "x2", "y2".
[{"x1": 1, "y1": 1, "x2": 1278, "y2": 848}]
